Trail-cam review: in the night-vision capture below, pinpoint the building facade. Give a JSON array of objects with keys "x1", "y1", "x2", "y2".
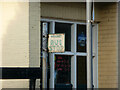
[{"x1": 0, "y1": 1, "x2": 120, "y2": 89}]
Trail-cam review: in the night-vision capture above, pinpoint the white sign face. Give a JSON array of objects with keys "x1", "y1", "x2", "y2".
[{"x1": 48, "y1": 34, "x2": 65, "y2": 52}]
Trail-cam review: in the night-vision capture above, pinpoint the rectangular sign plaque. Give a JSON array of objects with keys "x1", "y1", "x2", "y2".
[{"x1": 48, "y1": 34, "x2": 65, "y2": 52}]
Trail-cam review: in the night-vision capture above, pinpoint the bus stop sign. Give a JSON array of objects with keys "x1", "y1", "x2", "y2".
[{"x1": 48, "y1": 34, "x2": 65, "y2": 52}]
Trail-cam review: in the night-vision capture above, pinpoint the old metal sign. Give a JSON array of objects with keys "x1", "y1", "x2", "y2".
[{"x1": 48, "y1": 34, "x2": 65, "y2": 52}]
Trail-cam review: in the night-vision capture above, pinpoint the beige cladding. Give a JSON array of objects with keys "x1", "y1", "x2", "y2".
[
  {"x1": 0, "y1": 2, "x2": 41, "y2": 88},
  {"x1": 0, "y1": 2, "x2": 29, "y2": 88},
  {"x1": 0, "y1": 2, "x2": 29, "y2": 89},
  {"x1": 41, "y1": 2, "x2": 86, "y2": 21},
  {"x1": 97, "y1": 3, "x2": 118, "y2": 88},
  {"x1": 118, "y1": 1, "x2": 120, "y2": 89},
  {"x1": 29, "y1": 2, "x2": 41, "y2": 67},
  {"x1": 41, "y1": 2, "x2": 118, "y2": 88},
  {"x1": 29, "y1": 2, "x2": 41, "y2": 88},
  {"x1": 1, "y1": 2, "x2": 29, "y2": 67}
]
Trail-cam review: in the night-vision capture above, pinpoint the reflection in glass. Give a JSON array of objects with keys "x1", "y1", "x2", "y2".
[
  {"x1": 55, "y1": 55, "x2": 71, "y2": 84},
  {"x1": 77, "y1": 56, "x2": 87, "y2": 88},
  {"x1": 77, "y1": 25, "x2": 86, "y2": 52},
  {"x1": 55, "y1": 22, "x2": 71, "y2": 51}
]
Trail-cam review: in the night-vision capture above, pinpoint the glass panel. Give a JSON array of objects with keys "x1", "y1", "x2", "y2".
[
  {"x1": 77, "y1": 25, "x2": 86, "y2": 52},
  {"x1": 55, "y1": 22, "x2": 71, "y2": 51},
  {"x1": 77, "y1": 56, "x2": 87, "y2": 88},
  {"x1": 55, "y1": 55, "x2": 71, "y2": 84}
]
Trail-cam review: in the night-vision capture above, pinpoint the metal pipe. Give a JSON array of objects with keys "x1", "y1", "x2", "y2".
[
  {"x1": 42, "y1": 22, "x2": 48, "y2": 89},
  {"x1": 49, "y1": 22, "x2": 55, "y2": 88},
  {"x1": 86, "y1": 0, "x2": 93, "y2": 88}
]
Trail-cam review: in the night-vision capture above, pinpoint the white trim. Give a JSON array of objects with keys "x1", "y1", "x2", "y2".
[
  {"x1": 54, "y1": 52, "x2": 74, "y2": 55},
  {"x1": 71, "y1": 23, "x2": 77, "y2": 53},
  {"x1": 71, "y1": 55, "x2": 77, "y2": 88},
  {"x1": 92, "y1": 24, "x2": 98, "y2": 88},
  {"x1": 41, "y1": 18, "x2": 86, "y2": 25},
  {"x1": 76, "y1": 52, "x2": 87, "y2": 56},
  {"x1": 41, "y1": 18, "x2": 98, "y2": 25}
]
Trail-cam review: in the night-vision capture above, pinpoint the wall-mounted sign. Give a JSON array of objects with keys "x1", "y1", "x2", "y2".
[{"x1": 48, "y1": 34, "x2": 65, "y2": 52}]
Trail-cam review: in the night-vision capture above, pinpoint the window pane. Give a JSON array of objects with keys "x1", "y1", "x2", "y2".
[
  {"x1": 55, "y1": 55, "x2": 71, "y2": 84},
  {"x1": 77, "y1": 56, "x2": 87, "y2": 88},
  {"x1": 77, "y1": 25, "x2": 86, "y2": 52},
  {"x1": 55, "y1": 22, "x2": 71, "y2": 51}
]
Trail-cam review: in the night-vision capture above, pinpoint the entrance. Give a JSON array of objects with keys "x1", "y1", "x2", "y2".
[{"x1": 41, "y1": 19, "x2": 98, "y2": 89}]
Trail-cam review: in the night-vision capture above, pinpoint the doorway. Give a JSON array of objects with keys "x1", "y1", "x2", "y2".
[{"x1": 41, "y1": 19, "x2": 98, "y2": 89}]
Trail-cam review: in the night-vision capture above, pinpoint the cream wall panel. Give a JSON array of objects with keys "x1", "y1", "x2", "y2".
[
  {"x1": 41, "y1": 2, "x2": 101, "y2": 21},
  {"x1": 29, "y1": 2, "x2": 40, "y2": 67},
  {"x1": 1, "y1": 2, "x2": 29, "y2": 67},
  {"x1": 29, "y1": 2, "x2": 41, "y2": 89},
  {"x1": 0, "y1": 2, "x2": 29, "y2": 89},
  {"x1": 99, "y1": 84, "x2": 117, "y2": 88},
  {"x1": 98, "y1": 3, "x2": 118, "y2": 88},
  {"x1": 98, "y1": 51, "x2": 116, "y2": 56},
  {"x1": 41, "y1": 2, "x2": 86, "y2": 21},
  {"x1": 118, "y1": 2, "x2": 120, "y2": 89},
  {"x1": 1, "y1": 79, "x2": 29, "y2": 88},
  {"x1": 98, "y1": 42, "x2": 116, "y2": 47}
]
